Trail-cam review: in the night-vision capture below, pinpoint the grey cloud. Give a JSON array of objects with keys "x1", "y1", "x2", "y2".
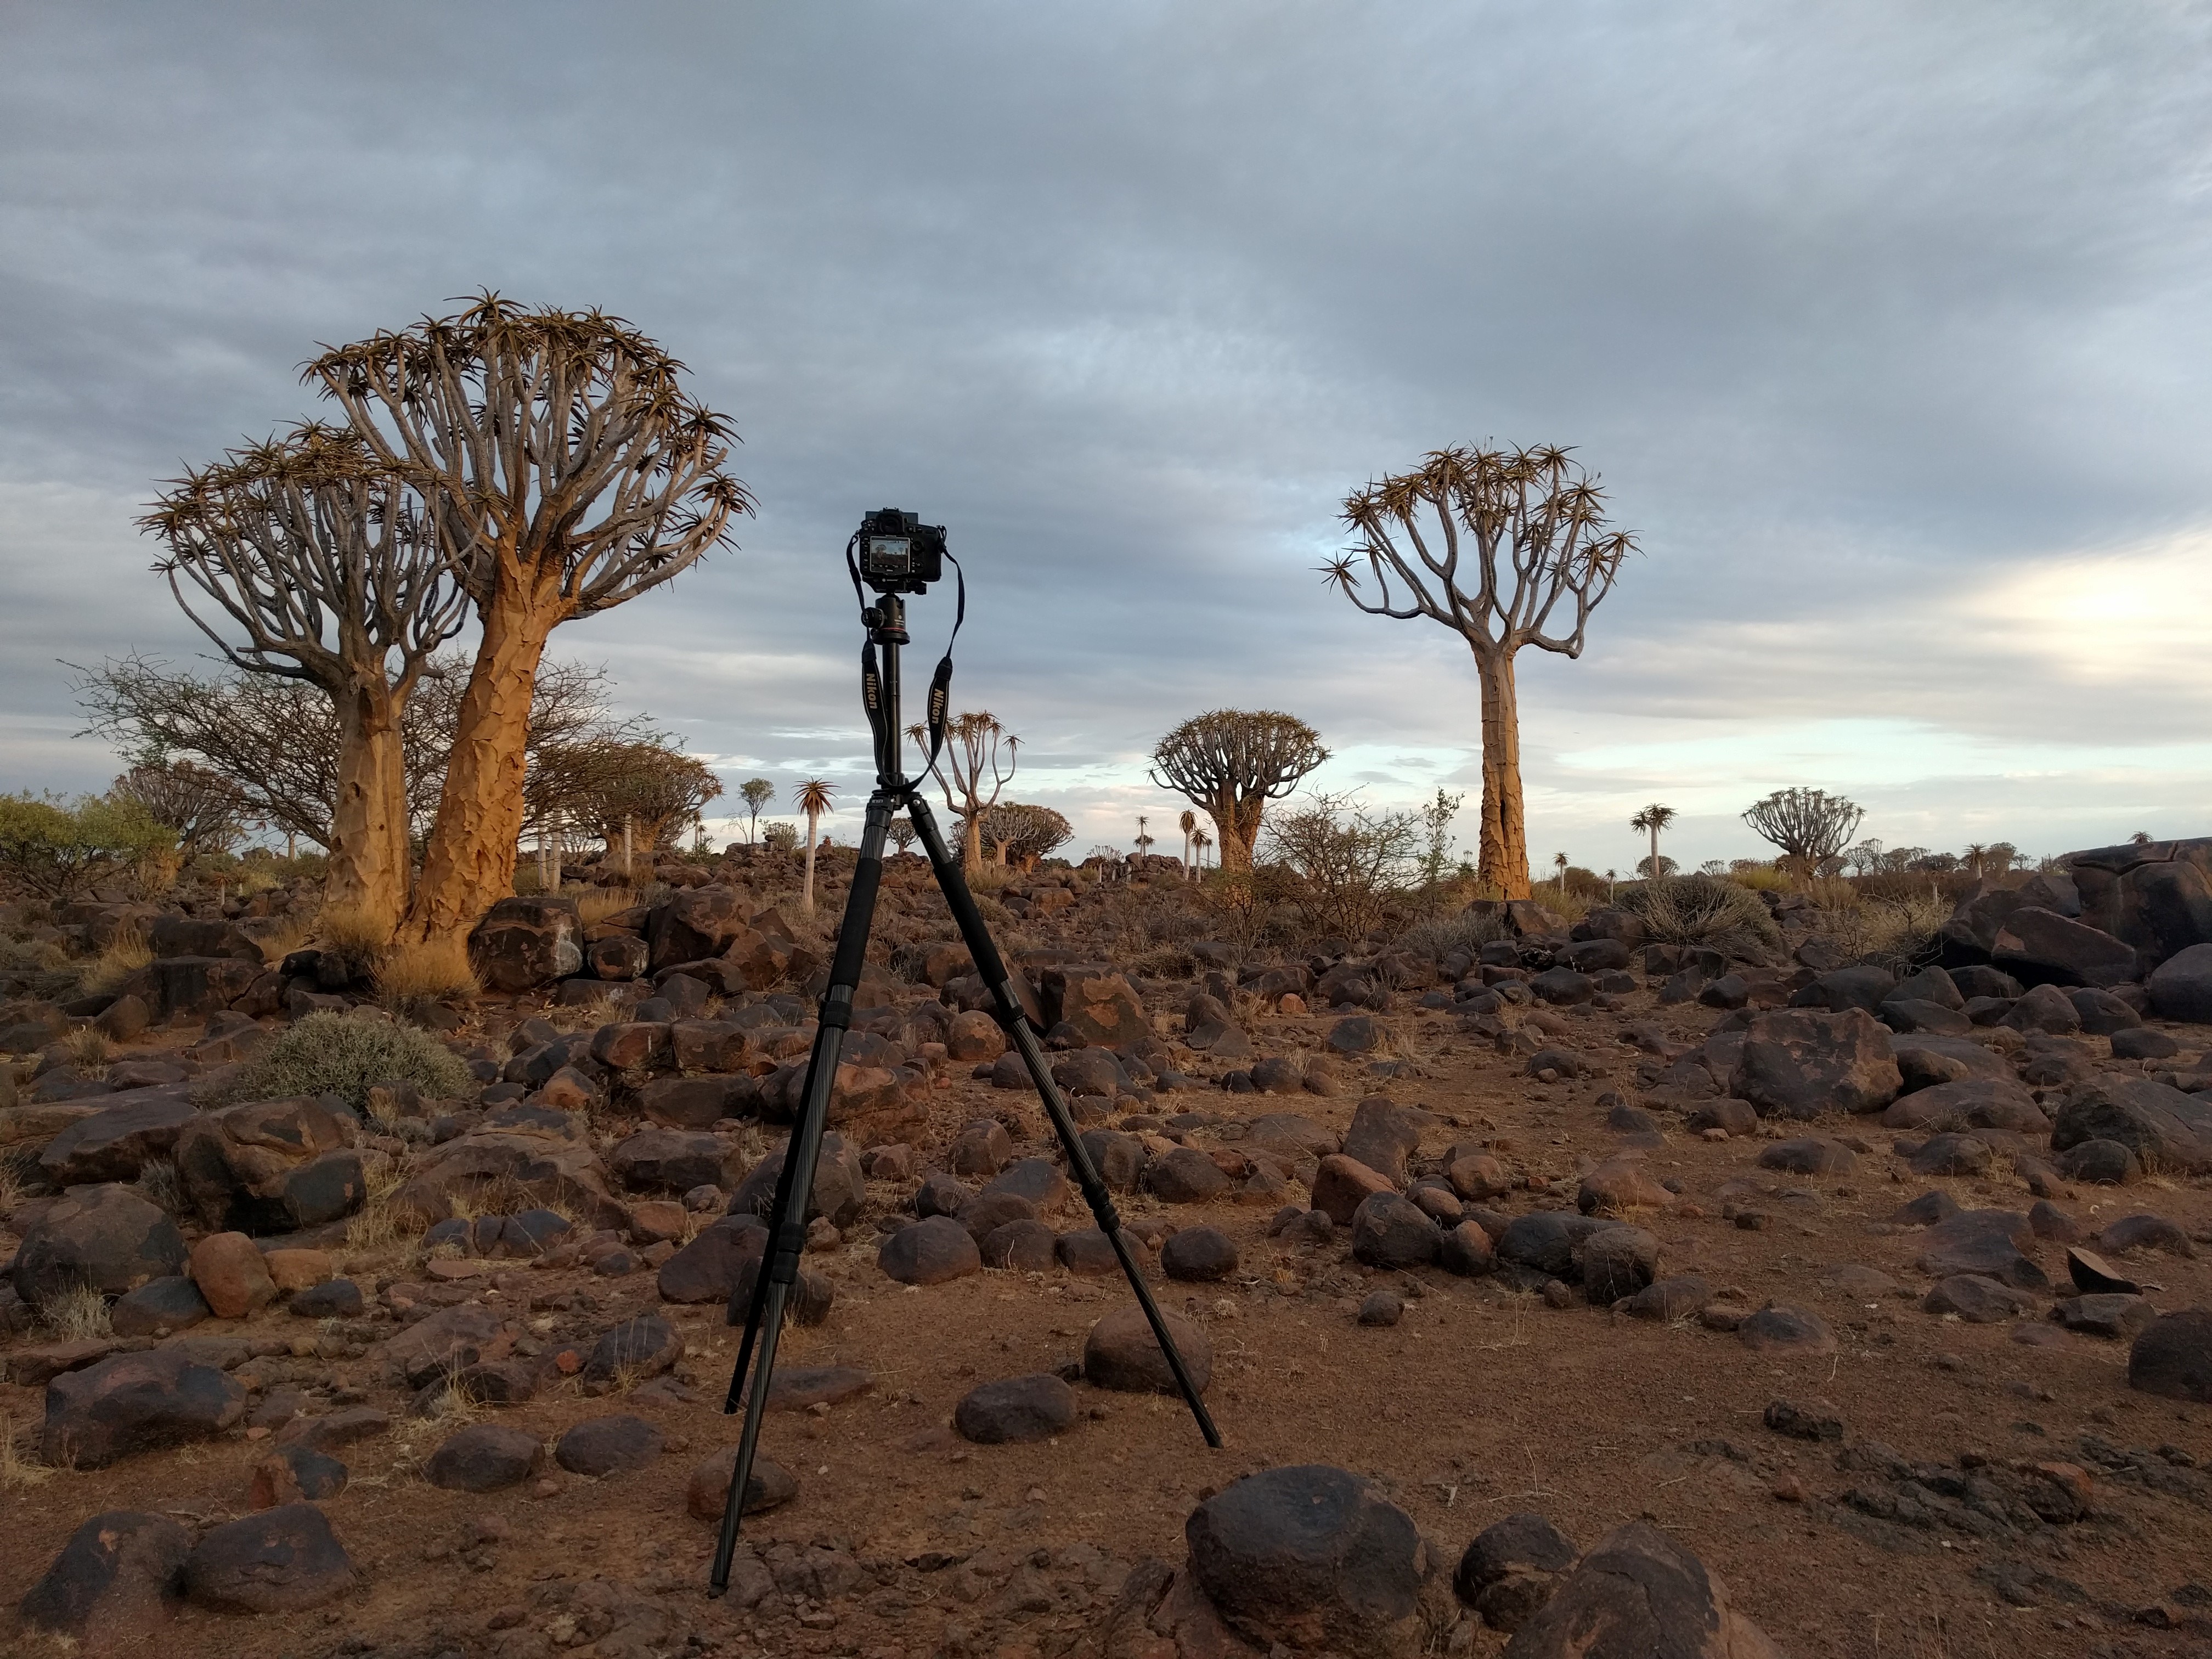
[{"x1": 2, "y1": 2, "x2": 2208, "y2": 866}]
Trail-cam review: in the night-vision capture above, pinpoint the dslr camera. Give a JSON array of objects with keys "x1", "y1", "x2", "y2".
[{"x1": 856, "y1": 507, "x2": 946, "y2": 595}]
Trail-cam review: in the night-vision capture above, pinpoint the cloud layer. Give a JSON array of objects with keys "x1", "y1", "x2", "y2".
[{"x1": 3, "y1": 2, "x2": 2208, "y2": 874}]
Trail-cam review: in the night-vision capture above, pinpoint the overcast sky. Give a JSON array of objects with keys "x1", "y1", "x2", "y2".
[{"x1": 3, "y1": 2, "x2": 2208, "y2": 873}]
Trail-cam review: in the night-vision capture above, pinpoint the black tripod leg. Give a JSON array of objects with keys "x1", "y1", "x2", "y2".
[
  {"x1": 904, "y1": 796, "x2": 1222, "y2": 1449},
  {"x1": 710, "y1": 791, "x2": 896, "y2": 1594}
]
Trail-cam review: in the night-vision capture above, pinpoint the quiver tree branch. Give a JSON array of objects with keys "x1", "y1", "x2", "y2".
[
  {"x1": 304, "y1": 292, "x2": 754, "y2": 941},
  {"x1": 1148, "y1": 709, "x2": 1328, "y2": 872},
  {"x1": 138, "y1": 423, "x2": 469, "y2": 932},
  {"x1": 1325, "y1": 445, "x2": 1635, "y2": 898}
]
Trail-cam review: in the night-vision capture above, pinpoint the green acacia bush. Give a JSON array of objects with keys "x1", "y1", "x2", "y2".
[
  {"x1": 207, "y1": 1011, "x2": 472, "y2": 1113},
  {"x1": 1621, "y1": 873, "x2": 1781, "y2": 958}
]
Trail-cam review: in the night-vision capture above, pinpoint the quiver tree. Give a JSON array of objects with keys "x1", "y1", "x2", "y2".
[
  {"x1": 1328, "y1": 446, "x2": 1635, "y2": 898},
  {"x1": 909, "y1": 710, "x2": 1017, "y2": 873},
  {"x1": 140, "y1": 424, "x2": 469, "y2": 934},
  {"x1": 307, "y1": 294, "x2": 754, "y2": 941},
  {"x1": 795, "y1": 778, "x2": 836, "y2": 915},
  {"x1": 109, "y1": 760, "x2": 248, "y2": 860},
  {"x1": 1628, "y1": 803, "x2": 1675, "y2": 882},
  {"x1": 1741, "y1": 788, "x2": 1863, "y2": 872},
  {"x1": 970, "y1": 802, "x2": 1072, "y2": 870},
  {"x1": 1148, "y1": 709, "x2": 1328, "y2": 872}
]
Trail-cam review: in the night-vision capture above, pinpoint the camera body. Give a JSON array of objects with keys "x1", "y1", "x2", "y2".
[{"x1": 856, "y1": 507, "x2": 946, "y2": 594}]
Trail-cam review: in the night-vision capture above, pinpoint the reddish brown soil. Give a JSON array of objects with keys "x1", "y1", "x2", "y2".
[{"x1": 5, "y1": 979, "x2": 2211, "y2": 1659}]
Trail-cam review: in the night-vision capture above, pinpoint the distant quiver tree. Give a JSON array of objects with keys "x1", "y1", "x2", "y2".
[
  {"x1": 1327, "y1": 446, "x2": 1635, "y2": 898},
  {"x1": 910, "y1": 710, "x2": 1017, "y2": 874},
  {"x1": 1149, "y1": 709, "x2": 1328, "y2": 872},
  {"x1": 140, "y1": 423, "x2": 469, "y2": 935},
  {"x1": 1742, "y1": 788, "x2": 1863, "y2": 871},
  {"x1": 1628, "y1": 803, "x2": 1676, "y2": 882},
  {"x1": 307, "y1": 294, "x2": 754, "y2": 942}
]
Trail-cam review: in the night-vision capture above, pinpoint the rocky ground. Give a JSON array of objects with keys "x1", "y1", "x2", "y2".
[{"x1": 4, "y1": 843, "x2": 2212, "y2": 1658}]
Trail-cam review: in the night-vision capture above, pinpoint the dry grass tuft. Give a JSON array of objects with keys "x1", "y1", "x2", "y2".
[
  {"x1": 1398, "y1": 909, "x2": 1507, "y2": 960},
  {"x1": 576, "y1": 888, "x2": 640, "y2": 927},
  {"x1": 0, "y1": 1412, "x2": 56, "y2": 1492},
  {"x1": 134, "y1": 1159, "x2": 184, "y2": 1217},
  {"x1": 60, "y1": 1025, "x2": 111, "y2": 1075},
  {"x1": 0, "y1": 1149, "x2": 31, "y2": 1216},
  {"x1": 40, "y1": 1283, "x2": 112, "y2": 1341},
  {"x1": 375, "y1": 935, "x2": 481, "y2": 1024},
  {"x1": 343, "y1": 1159, "x2": 419, "y2": 1257},
  {"x1": 317, "y1": 904, "x2": 393, "y2": 981},
  {"x1": 78, "y1": 926, "x2": 153, "y2": 997},
  {"x1": 255, "y1": 915, "x2": 316, "y2": 966}
]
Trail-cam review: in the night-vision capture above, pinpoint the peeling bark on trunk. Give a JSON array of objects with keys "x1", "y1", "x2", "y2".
[
  {"x1": 1475, "y1": 648, "x2": 1530, "y2": 899},
  {"x1": 962, "y1": 812, "x2": 985, "y2": 876},
  {"x1": 802, "y1": 816, "x2": 820, "y2": 915},
  {"x1": 402, "y1": 585, "x2": 565, "y2": 943},
  {"x1": 1204, "y1": 794, "x2": 1251, "y2": 873},
  {"x1": 324, "y1": 681, "x2": 408, "y2": 937}
]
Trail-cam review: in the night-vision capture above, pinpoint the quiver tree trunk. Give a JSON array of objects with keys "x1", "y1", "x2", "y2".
[
  {"x1": 324, "y1": 681, "x2": 409, "y2": 937},
  {"x1": 1475, "y1": 649, "x2": 1530, "y2": 899},
  {"x1": 403, "y1": 586, "x2": 563, "y2": 942}
]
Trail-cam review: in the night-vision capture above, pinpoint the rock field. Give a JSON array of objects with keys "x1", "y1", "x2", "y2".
[{"x1": 5, "y1": 837, "x2": 2212, "y2": 1658}]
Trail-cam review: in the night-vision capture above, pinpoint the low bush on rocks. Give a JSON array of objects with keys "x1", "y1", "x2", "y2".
[
  {"x1": 205, "y1": 1011, "x2": 472, "y2": 1114},
  {"x1": 1621, "y1": 874, "x2": 1780, "y2": 958}
]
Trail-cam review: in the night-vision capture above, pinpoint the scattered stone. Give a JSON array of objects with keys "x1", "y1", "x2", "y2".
[
  {"x1": 1439, "y1": 1221, "x2": 1496, "y2": 1278},
  {"x1": 1757, "y1": 1138, "x2": 1856, "y2": 1176},
  {"x1": 1763, "y1": 1398, "x2": 1843, "y2": 1442},
  {"x1": 42, "y1": 1348, "x2": 246, "y2": 1469},
  {"x1": 1455, "y1": 1511, "x2": 1578, "y2": 1633},
  {"x1": 1916, "y1": 1210, "x2": 2047, "y2": 1289},
  {"x1": 1084, "y1": 1303, "x2": 1213, "y2": 1395},
  {"x1": 1909, "y1": 1133, "x2": 1994, "y2": 1178},
  {"x1": 555, "y1": 1414, "x2": 664, "y2": 1477},
  {"x1": 2050, "y1": 1076, "x2": 2212, "y2": 1175},
  {"x1": 2099, "y1": 1212, "x2": 2195, "y2": 1257},
  {"x1": 1730, "y1": 1007, "x2": 1902, "y2": 1119},
  {"x1": 12, "y1": 1182, "x2": 187, "y2": 1310},
  {"x1": 1357, "y1": 1289, "x2": 1403, "y2": 1327},
  {"x1": 954, "y1": 1373, "x2": 1077, "y2": 1444},
  {"x1": 1620, "y1": 1275, "x2": 1713, "y2": 1321},
  {"x1": 1737, "y1": 1305, "x2": 1836, "y2": 1355},
  {"x1": 1923, "y1": 1274, "x2": 2036, "y2": 1322},
  {"x1": 249, "y1": 1444, "x2": 347, "y2": 1508},
  {"x1": 1342, "y1": 1095, "x2": 1425, "y2": 1183},
  {"x1": 1310, "y1": 1154, "x2": 1398, "y2": 1225},
  {"x1": 685, "y1": 1447, "x2": 798, "y2": 1520},
  {"x1": 1184, "y1": 1464, "x2": 1424, "y2": 1656},
  {"x1": 1489, "y1": 1521, "x2": 1774, "y2": 1658},
  {"x1": 2066, "y1": 1247, "x2": 2140, "y2": 1295},
  {"x1": 1577, "y1": 1158, "x2": 1675, "y2": 1214},
  {"x1": 2148, "y1": 942, "x2": 2212, "y2": 1023},
  {"x1": 187, "y1": 1232, "x2": 276, "y2": 1321},
  {"x1": 20, "y1": 1509, "x2": 191, "y2": 1646},
  {"x1": 110, "y1": 1274, "x2": 212, "y2": 1338},
  {"x1": 1161, "y1": 1224, "x2": 1240, "y2": 1282},
  {"x1": 1578, "y1": 1225, "x2": 1660, "y2": 1303},
  {"x1": 981, "y1": 1217, "x2": 1057, "y2": 1272},
  {"x1": 180, "y1": 1503, "x2": 353, "y2": 1613},
  {"x1": 2053, "y1": 1294, "x2": 2155, "y2": 1339},
  {"x1": 1145, "y1": 1146, "x2": 1233, "y2": 1204},
  {"x1": 1349, "y1": 1192, "x2": 1441, "y2": 1269},
  {"x1": 2055, "y1": 1138, "x2": 2140, "y2": 1185},
  {"x1": 426, "y1": 1424, "x2": 545, "y2": 1492},
  {"x1": 877, "y1": 1216, "x2": 983, "y2": 1285},
  {"x1": 2129, "y1": 1310, "x2": 2212, "y2": 1403}
]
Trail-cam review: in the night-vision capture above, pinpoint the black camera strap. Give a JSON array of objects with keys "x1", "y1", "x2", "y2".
[{"x1": 923, "y1": 552, "x2": 965, "y2": 767}]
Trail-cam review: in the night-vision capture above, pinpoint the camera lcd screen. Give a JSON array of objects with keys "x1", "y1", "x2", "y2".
[{"x1": 868, "y1": 536, "x2": 912, "y2": 573}]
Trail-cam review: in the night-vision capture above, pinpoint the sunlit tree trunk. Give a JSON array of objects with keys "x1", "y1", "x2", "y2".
[
  {"x1": 1475, "y1": 648, "x2": 1530, "y2": 899},
  {"x1": 403, "y1": 586, "x2": 562, "y2": 940},
  {"x1": 324, "y1": 681, "x2": 408, "y2": 936}
]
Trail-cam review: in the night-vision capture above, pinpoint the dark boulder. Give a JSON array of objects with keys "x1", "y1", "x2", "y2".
[
  {"x1": 2051, "y1": 1076, "x2": 2212, "y2": 1174},
  {"x1": 20, "y1": 1509, "x2": 190, "y2": 1645},
  {"x1": 1731, "y1": 1008, "x2": 1901, "y2": 1118},
  {"x1": 12, "y1": 1183, "x2": 187, "y2": 1310},
  {"x1": 953, "y1": 1373, "x2": 1076, "y2": 1444},
  {"x1": 1455, "y1": 1511, "x2": 1577, "y2": 1633},
  {"x1": 2149, "y1": 943, "x2": 2212, "y2": 1024},
  {"x1": 1502, "y1": 1521, "x2": 1775, "y2": 1657},
  {"x1": 425, "y1": 1424, "x2": 544, "y2": 1492},
  {"x1": 1184, "y1": 1464, "x2": 1424, "y2": 1657},
  {"x1": 180, "y1": 1503, "x2": 353, "y2": 1612},
  {"x1": 2128, "y1": 1310, "x2": 2212, "y2": 1403}
]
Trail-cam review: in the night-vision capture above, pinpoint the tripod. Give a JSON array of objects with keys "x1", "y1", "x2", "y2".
[{"x1": 709, "y1": 582, "x2": 1222, "y2": 1594}]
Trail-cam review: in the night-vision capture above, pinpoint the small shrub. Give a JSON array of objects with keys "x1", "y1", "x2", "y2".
[
  {"x1": 1820, "y1": 892, "x2": 1950, "y2": 973},
  {"x1": 1397, "y1": 909, "x2": 1506, "y2": 960},
  {"x1": 1621, "y1": 874, "x2": 1782, "y2": 958},
  {"x1": 136, "y1": 1159, "x2": 184, "y2": 1216},
  {"x1": 78, "y1": 926, "x2": 153, "y2": 996},
  {"x1": 375, "y1": 936, "x2": 480, "y2": 1025},
  {"x1": 253, "y1": 916, "x2": 315, "y2": 966},
  {"x1": 0, "y1": 1413, "x2": 54, "y2": 1492},
  {"x1": 210, "y1": 1010, "x2": 472, "y2": 1113}
]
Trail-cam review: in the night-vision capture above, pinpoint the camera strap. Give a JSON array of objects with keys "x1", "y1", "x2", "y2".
[{"x1": 922, "y1": 552, "x2": 965, "y2": 768}]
